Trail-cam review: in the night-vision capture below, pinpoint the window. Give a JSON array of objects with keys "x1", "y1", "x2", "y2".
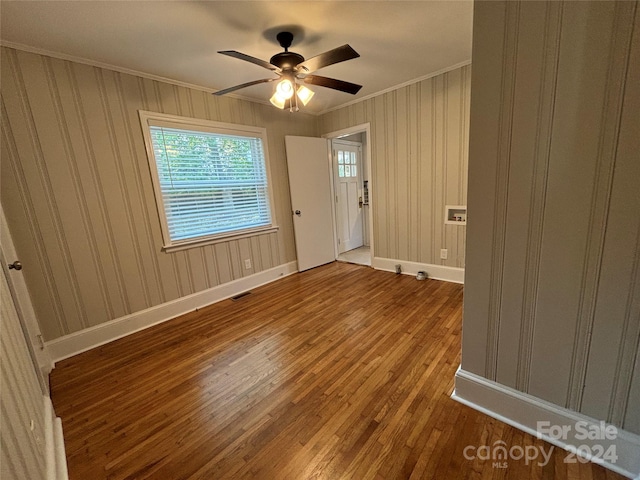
[
  {"x1": 139, "y1": 111, "x2": 277, "y2": 251},
  {"x1": 337, "y1": 149, "x2": 358, "y2": 177}
]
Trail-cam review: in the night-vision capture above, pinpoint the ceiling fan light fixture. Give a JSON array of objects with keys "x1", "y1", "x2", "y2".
[
  {"x1": 275, "y1": 78, "x2": 294, "y2": 99},
  {"x1": 215, "y1": 32, "x2": 361, "y2": 111},
  {"x1": 269, "y1": 91, "x2": 286, "y2": 109},
  {"x1": 296, "y1": 85, "x2": 315, "y2": 106}
]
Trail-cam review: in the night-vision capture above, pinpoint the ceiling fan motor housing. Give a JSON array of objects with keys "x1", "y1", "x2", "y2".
[{"x1": 270, "y1": 51, "x2": 305, "y2": 71}]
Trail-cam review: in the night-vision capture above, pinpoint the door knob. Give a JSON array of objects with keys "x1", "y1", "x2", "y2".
[
  {"x1": 294, "y1": 210, "x2": 301, "y2": 216},
  {"x1": 358, "y1": 196, "x2": 363, "y2": 208},
  {"x1": 8, "y1": 261, "x2": 22, "y2": 271}
]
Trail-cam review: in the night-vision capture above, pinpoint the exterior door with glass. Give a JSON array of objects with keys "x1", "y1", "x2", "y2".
[{"x1": 333, "y1": 140, "x2": 363, "y2": 253}]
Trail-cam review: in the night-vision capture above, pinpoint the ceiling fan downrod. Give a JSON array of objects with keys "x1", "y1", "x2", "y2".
[{"x1": 276, "y1": 31, "x2": 293, "y2": 52}]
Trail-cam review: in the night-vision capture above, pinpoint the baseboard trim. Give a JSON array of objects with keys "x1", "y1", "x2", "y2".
[
  {"x1": 372, "y1": 256, "x2": 465, "y2": 284},
  {"x1": 452, "y1": 367, "x2": 640, "y2": 478},
  {"x1": 46, "y1": 261, "x2": 298, "y2": 363}
]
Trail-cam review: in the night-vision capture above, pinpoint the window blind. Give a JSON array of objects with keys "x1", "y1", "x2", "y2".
[{"x1": 149, "y1": 126, "x2": 272, "y2": 242}]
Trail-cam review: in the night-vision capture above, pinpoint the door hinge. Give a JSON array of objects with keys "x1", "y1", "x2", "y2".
[
  {"x1": 335, "y1": 195, "x2": 338, "y2": 203},
  {"x1": 36, "y1": 334, "x2": 45, "y2": 350}
]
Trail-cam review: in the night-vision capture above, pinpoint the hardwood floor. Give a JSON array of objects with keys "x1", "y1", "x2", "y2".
[{"x1": 50, "y1": 262, "x2": 625, "y2": 480}]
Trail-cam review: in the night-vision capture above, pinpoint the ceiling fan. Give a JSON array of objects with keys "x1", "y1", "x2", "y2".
[{"x1": 213, "y1": 31, "x2": 362, "y2": 111}]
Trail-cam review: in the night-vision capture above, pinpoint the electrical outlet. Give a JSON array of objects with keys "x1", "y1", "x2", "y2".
[
  {"x1": 244, "y1": 259, "x2": 252, "y2": 270},
  {"x1": 440, "y1": 249, "x2": 448, "y2": 260}
]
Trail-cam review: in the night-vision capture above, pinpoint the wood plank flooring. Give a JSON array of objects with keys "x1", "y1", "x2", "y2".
[{"x1": 50, "y1": 262, "x2": 626, "y2": 479}]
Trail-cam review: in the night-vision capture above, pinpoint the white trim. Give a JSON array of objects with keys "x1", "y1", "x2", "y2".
[
  {"x1": 53, "y1": 418, "x2": 68, "y2": 480},
  {"x1": 46, "y1": 261, "x2": 298, "y2": 362},
  {"x1": 372, "y1": 256, "x2": 464, "y2": 284},
  {"x1": 162, "y1": 226, "x2": 279, "y2": 253},
  {"x1": 44, "y1": 396, "x2": 68, "y2": 480},
  {"x1": 322, "y1": 123, "x2": 374, "y2": 262},
  {"x1": 44, "y1": 397, "x2": 54, "y2": 480},
  {"x1": 317, "y1": 60, "x2": 472, "y2": 115},
  {"x1": 452, "y1": 367, "x2": 640, "y2": 479}
]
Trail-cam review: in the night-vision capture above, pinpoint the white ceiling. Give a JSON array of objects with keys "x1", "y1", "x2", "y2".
[{"x1": 0, "y1": 1, "x2": 473, "y2": 114}]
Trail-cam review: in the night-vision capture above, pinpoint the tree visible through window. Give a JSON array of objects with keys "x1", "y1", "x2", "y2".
[{"x1": 140, "y1": 112, "x2": 275, "y2": 250}]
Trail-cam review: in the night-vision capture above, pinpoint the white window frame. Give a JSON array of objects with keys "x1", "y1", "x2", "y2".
[{"x1": 139, "y1": 111, "x2": 278, "y2": 252}]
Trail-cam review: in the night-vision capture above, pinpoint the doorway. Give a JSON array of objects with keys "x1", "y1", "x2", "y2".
[
  {"x1": 285, "y1": 124, "x2": 373, "y2": 271},
  {"x1": 324, "y1": 125, "x2": 373, "y2": 267}
]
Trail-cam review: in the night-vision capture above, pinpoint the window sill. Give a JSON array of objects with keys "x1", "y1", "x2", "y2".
[{"x1": 162, "y1": 226, "x2": 279, "y2": 253}]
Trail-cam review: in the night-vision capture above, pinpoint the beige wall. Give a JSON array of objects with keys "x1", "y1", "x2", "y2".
[
  {"x1": 1, "y1": 47, "x2": 318, "y2": 341},
  {"x1": 319, "y1": 65, "x2": 471, "y2": 268},
  {"x1": 462, "y1": 1, "x2": 639, "y2": 434}
]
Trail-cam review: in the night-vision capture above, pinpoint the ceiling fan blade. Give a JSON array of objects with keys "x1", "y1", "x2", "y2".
[
  {"x1": 297, "y1": 45, "x2": 360, "y2": 73},
  {"x1": 304, "y1": 75, "x2": 362, "y2": 95},
  {"x1": 218, "y1": 50, "x2": 278, "y2": 71},
  {"x1": 213, "y1": 78, "x2": 277, "y2": 96}
]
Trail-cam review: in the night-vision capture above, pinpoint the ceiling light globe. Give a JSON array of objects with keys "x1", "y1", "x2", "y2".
[
  {"x1": 296, "y1": 85, "x2": 315, "y2": 106},
  {"x1": 276, "y1": 79, "x2": 294, "y2": 99},
  {"x1": 270, "y1": 92, "x2": 286, "y2": 109}
]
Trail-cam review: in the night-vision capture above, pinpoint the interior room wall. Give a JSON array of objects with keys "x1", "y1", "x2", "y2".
[
  {"x1": 461, "y1": 0, "x2": 639, "y2": 434},
  {"x1": 0, "y1": 47, "x2": 319, "y2": 342},
  {"x1": 319, "y1": 64, "x2": 471, "y2": 269}
]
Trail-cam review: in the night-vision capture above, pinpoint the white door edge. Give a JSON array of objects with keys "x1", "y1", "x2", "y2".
[{"x1": 0, "y1": 203, "x2": 53, "y2": 387}]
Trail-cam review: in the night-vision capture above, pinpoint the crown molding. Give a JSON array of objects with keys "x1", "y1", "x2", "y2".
[
  {"x1": 0, "y1": 40, "x2": 274, "y2": 109},
  {"x1": 316, "y1": 59, "x2": 472, "y2": 116},
  {"x1": 1, "y1": 40, "x2": 470, "y2": 117}
]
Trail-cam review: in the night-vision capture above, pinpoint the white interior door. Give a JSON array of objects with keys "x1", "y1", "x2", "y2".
[
  {"x1": 1, "y1": 205, "x2": 52, "y2": 393},
  {"x1": 333, "y1": 140, "x2": 363, "y2": 253},
  {"x1": 285, "y1": 136, "x2": 335, "y2": 271},
  {"x1": 1, "y1": 265, "x2": 48, "y2": 478},
  {"x1": 1, "y1": 256, "x2": 69, "y2": 480}
]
